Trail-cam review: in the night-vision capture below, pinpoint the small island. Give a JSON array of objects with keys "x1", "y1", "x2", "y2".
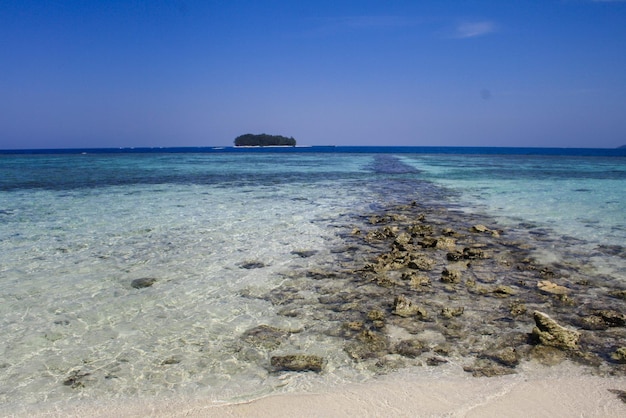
[{"x1": 234, "y1": 133, "x2": 296, "y2": 147}]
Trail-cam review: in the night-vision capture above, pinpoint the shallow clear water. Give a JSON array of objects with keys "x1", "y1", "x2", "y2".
[
  {"x1": 401, "y1": 154, "x2": 626, "y2": 276},
  {"x1": 1, "y1": 149, "x2": 625, "y2": 413}
]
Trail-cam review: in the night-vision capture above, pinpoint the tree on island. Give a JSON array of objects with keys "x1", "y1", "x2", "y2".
[{"x1": 234, "y1": 133, "x2": 296, "y2": 147}]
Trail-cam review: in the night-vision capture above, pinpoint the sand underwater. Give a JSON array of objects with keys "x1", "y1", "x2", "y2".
[{"x1": 14, "y1": 196, "x2": 626, "y2": 417}]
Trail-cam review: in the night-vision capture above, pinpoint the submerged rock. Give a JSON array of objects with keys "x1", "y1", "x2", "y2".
[
  {"x1": 393, "y1": 295, "x2": 427, "y2": 318},
  {"x1": 270, "y1": 355, "x2": 324, "y2": 372},
  {"x1": 531, "y1": 311, "x2": 580, "y2": 350},
  {"x1": 239, "y1": 261, "x2": 266, "y2": 269},
  {"x1": 394, "y1": 339, "x2": 426, "y2": 358},
  {"x1": 130, "y1": 277, "x2": 156, "y2": 289},
  {"x1": 440, "y1": 268, "x2": 462, "y2": 283},
  {"x1": 537, "y1": 280, "x2": 569, "y2": 295},
  {"x1": 242, "y1": 325, "x2": 293, "y2": 350},
  {"x1": 611, "y1": 347, "x2": 626, "y2": 364}
]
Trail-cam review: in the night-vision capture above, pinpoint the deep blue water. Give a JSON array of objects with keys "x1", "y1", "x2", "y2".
[{"x1": 2, "y1": 145, "x2": 626, "y2": 156}]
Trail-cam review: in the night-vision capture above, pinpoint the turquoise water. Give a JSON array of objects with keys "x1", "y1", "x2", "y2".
[{"x1": 0, "y1": 149, "x2": 624, "y2": 412}]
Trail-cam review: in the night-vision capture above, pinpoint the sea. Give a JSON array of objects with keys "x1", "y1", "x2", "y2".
[{"x1": 1, "y1": 146, "x2": 625, "y2": 414}]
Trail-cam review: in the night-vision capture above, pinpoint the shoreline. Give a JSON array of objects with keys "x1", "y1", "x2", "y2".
[{"x1": 18, "y1": 366, "x2": 626, "y2": 417}]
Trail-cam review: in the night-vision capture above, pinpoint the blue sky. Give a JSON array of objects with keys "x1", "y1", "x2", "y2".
[{"x1": 1, "y1": 0, "x2": 625, "y2": 149}]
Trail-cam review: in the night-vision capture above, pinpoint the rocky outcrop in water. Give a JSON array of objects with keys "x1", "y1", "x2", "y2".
[{"x1": 238, "y1": 199, "x2": 626, "y2": 380}]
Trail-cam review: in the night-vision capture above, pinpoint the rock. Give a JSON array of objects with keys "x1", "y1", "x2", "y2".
[
  {"x1": 291, "y1": 250, "x2": 317, "y2": 258},
  {"x1": 409, "y1": 275, "x2": 431, "y2": 289},
  {"x1": 537, "y1": 280, "x2": 569, "y2": 295},
  {"x1": 609, "y1": 290, "x2": 626, "y2": 300},
  {"x1": 529, "y1": 345, "x2": 567, "y2": 366},
  {"x1": 393, "y1": 295, "x2": 427, "y2": 319},
  {"x1": 393, "y1": 232, "x2": 412, "y2": 248},
  {"x1": 611, "y1": 347, "x2": 626, "y2": 364},
  {"x1": 463, "y1": 362, "x2": 516, "y2": 377},
  {"x1": 394, "y1": 339, "x2": 426, "y2": 358},
  {"x1": 531, "y1": 311, "x2": 580, "y2": 350},
  {"x1": 427, "y1": 356, "x2": 448, "y2": 366},
  {"x1": 446, "y1": 251, "x2": 464, "y2": 261},
  {"x1": 595, "y1": 310, "x2": 626, "y2": 327},
  {"x1": 470, "y1": 224, "x2": 489, "y2": 233},
  {"x1": 435, "y1": 237, "x2": 456, "y2": 251},
  {"x1": 63, "y1": 369, "x2": 91, "y2": 388},
  {"x1": 270, "y1": 355, "x2": 324, "y2": 372},
  {"x1": 441, "y1": 268, "x2": 462, "y2": 283},
  {"x1": 470, "y1": 224, "x2": 500, "y2": 237},
  {"x1": 407, "y1": 256, "x2": 436, "y2": 271},
  {"x1": 509, "y1": 301, "x2": 527, "y2": 316},
  {"x1": 345, "y1": 321, "x2": 364, "y2": 331},
  {"x1": 492, "y1": 285, "x2": 516, "y2": 298},
  {"x1": 367, "y1": 310, "x2": 385, "y2": 321},
  {"x1": 242, "y1": 325, "x2": 292, "y2": 349},
  {"x1": 480, "y1": 347, "x2": 519, "y2": 367},
  {"x1": 240, "y1": 261, "x2": 266, "y2": 269},
  {"x1": 344, "y1": 329, "x2": 389, "y2": 360},
  {"x1": 130, "y1": 278, "x2": 156, "y2": 289},
  {"x1": 441, "y1": 306, "x2": 464, "y2": 319}
]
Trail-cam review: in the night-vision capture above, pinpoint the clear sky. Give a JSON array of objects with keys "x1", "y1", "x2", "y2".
[{"x1": 1, "y1": 0, "x2": 625, "y2": 149}]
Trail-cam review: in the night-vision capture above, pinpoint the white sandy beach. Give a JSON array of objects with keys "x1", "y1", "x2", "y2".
[{"x1": 20, "y1": 366, "x2": 626, "y2": 418}]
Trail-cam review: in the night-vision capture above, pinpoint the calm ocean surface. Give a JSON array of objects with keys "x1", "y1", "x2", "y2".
[{"x1": 1, "y1": 146, "x2": 625, "y2": 411}]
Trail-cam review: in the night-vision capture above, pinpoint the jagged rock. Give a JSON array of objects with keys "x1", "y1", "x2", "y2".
[
  {"x1": 393, "y1": 295, "x2": 427, "y2": 318},
  {"x1": 130, "y1": 278, "x2": 156, "y2": 289},
  {"x1": 441, "y1": 268, "x2": 462, "y2": 283},
  {"x1": 435, "y1": 237, "x2": 456, "y2": 251},
  {"x1": 509, "y1": 301, "x2": 527, "y2": 316},
  {"x1": 367, "y1": 310, "x2": 385, "y2": 321},
  {"x1": 441, "y1": 306, "x2": 464, "y2": 319},
  {"x1": 402, "y1": 271, "x2": 431, "y2": 287},
  {"x1": 270, "y1": 355, "x2": 324, "y2": 372},
  {"x1": 407, "y1": 256, "x2": 436, "y2": 271},
  {"x1": 366, "y1": 226, "x2": 398, "y2": 241},
  {"x1": 611, "y1": 347, "x2": 626, "y2": 364},
  {"x1": 595, "y1": 310, "x2": 626, "y2": 327},
  {"x1": 393, "y1": 232, "x2": 412, "y2": 249},
  {"x1": 408, "y1": 223, "x2": 433, "y2": 236},
  {"x1": 531, "y1": 311, "x2": 580, "y2": 350},
  {"x1": 537, "y1": 280, "x2": 569, "y2": 295}
]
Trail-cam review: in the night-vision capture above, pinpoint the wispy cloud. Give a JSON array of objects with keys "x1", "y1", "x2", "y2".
[{"x1": 451, "y1": 21, "x2": 496, "y2": 39}]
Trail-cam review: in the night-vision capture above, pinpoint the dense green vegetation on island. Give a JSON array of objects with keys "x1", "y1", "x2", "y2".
[{"x1": 234, "y1": 133, "x2": 296, "y2": 147}]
